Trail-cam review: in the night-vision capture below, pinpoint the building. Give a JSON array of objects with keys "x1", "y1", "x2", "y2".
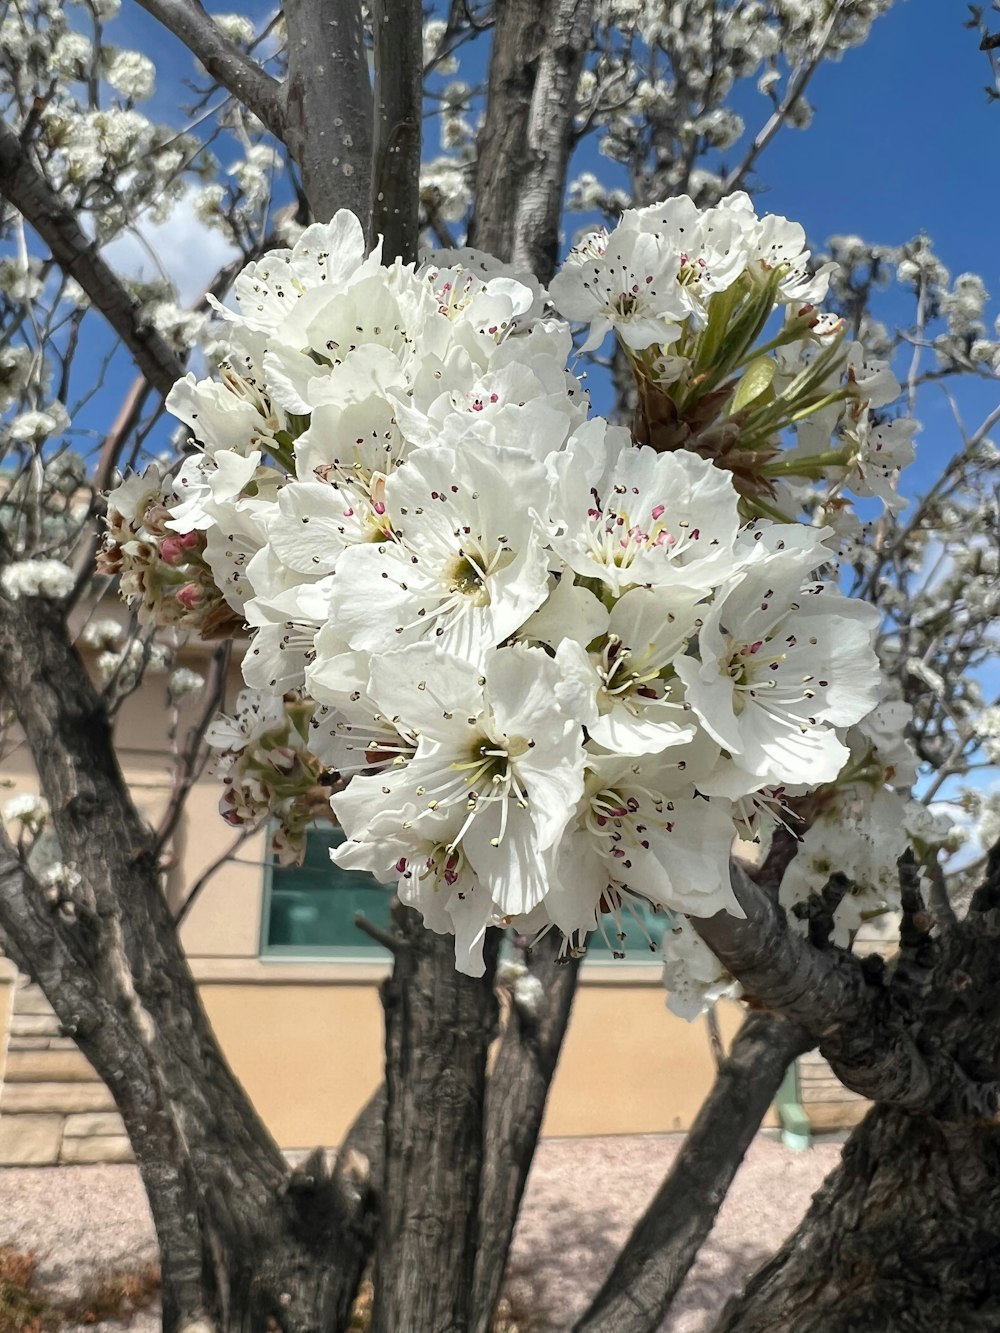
[{"x1": 0, "y1": 637, "x2": 870, "y2": 1166}]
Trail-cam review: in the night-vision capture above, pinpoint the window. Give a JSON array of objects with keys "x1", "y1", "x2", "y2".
[
  {"x1": 261, "y1": 825, "x2": 392, "y2": 958},
  {"x1": 262, "y1": 825, "x2": 667, "y2": 963},
  {"x1": 583, "y1": 897, "x2": 668, "y2": 962}
]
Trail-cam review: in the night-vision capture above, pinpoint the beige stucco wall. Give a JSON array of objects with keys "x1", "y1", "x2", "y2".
[
  {"x1": 2, "y1": 653, "x2": 779, "y2": 1149},
  {"x1": 191, "y1": 962, "x2": 766, "y2": 1148}
]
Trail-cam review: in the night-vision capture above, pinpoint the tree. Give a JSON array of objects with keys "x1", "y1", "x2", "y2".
[{"x1": 0, "y1": 3, "x2": 998, "y2": 1332}]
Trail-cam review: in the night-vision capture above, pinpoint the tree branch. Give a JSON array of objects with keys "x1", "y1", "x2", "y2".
[
  {"x1": 0, "y1": 119, "x2": 186, "y2": 396},
  {"x1": 153, "y1": 642, "x2": 231, "y2": 857},
  {"x1": 575, "y1": 1012, "x2": 811, "y2": 1333},
  {"x1": 722, "y1": 0, "x2": 847, "y2": 195},
  {"x1": 371, "y1": 0, "x2": 423, "y2": 262},
  {"x1": 694, "y1": 861, "x2": 994, "y2": 1120},
  {"x1": 133, "y1": 0, "x2": 285, "y2": 140},
  {"x1": 284, "y1": 0, "x2": 373, "y2": 226},
  {"x1": 469, "y1": 0, "x2": 595, "y2": 282}
]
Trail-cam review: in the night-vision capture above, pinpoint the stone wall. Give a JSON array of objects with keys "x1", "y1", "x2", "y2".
[{"x1": 0, "y1": 973, "x2": 132, "y2": 1165}]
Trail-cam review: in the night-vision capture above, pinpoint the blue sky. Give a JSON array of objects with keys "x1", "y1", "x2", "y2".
[
  {"x1": 728, "y1": 1, "x2": 997, "y2": 288},
  {"x1": 30, "y1": 1, "x2": 1000, "y2": 499}
]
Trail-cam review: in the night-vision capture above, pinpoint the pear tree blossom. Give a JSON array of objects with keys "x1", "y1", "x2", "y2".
[
  {"x1": 3, "y1": 6, "x2": 1000, "y2": 1329},
  {"x1": 98, "y1": 200, "x2": 907, "y2": 978}
]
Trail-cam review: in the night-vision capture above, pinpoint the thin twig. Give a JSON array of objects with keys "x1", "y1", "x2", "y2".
[
  {"x1": 154, "y1": 642, "x2": 232, "y2": 857},
  {"x1": 353, "y1": 912, "x2": 402, "y2": 954},
  {"x1": 174, "y1": 825, "x2": 259, "y2": 926}
]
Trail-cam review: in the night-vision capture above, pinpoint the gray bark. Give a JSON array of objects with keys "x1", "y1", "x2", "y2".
[
  {"x1": 692, "y1": 858, "x2": 994, "y2": 1118},
  {"x1": 136, "y1": 0, "x2": 373, "y2": 230},
  {"x1": 371, "y1": 0, "x2": 423, "y2": 261},
  {"x1": 284, "y1": 0, "x2": 373, "y2": 228},
  {"x1": 471, "y1": 936, "x2": 582, "y2": 1333},
  {"x1": 372, "y1": 907, "x2": 499, "y2": 1333},
  {"x1": 715, "y1": 1108, "x2": 1000, "y2": 1333},
  {"x1": 469, "y1": 0, "x2": 595, "y2": 282},
  {"x1": 133, "y1": 0, "x2": 285, "y2": 139},
  {"x1": 714, "y1": 844, "x2": 1000, "y2": 1332},
  {"x1": 0, "y1": 581, "x2": 370, "y2": 1333}
]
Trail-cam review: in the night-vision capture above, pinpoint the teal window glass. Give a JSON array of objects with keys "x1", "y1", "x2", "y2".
[
  {"x1": 583, "y1": 897, "x2": 669, "y2": 961},
  {"x1": 262, "y1": 826, "x2": 666, "y2": 963},
  {"x1": 262, "y1": 825, "x2": 392, "y2": 957}
]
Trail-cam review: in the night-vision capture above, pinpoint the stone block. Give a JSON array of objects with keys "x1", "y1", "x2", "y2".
[
  {"x1": 4, "y1": 1049, "x2": 99, "y2": 1083},
  {"x1": 802, "y1": 1082, "x2": 866, "y2": 1102},
  {"x1": 62, "y1": 1112, "x2": 127, "y2": 1138},
  {"x1": 13, "y1": 986, "x2": 57, "y2": 1017},
  {"x1": 0, "y1": 1114, "x2": 63, "y2": 1165},
  {"x1": 11, "y1": 1014, "x2": 62, "y2": 1038},
  {"x1": 60, "y1": 1135, "x2": 133, "y2": 1165},
  {"x1": 807, "y1": 1100, "x2": 870, "y2": 1131},
  {"x1": 1, "y1": 1082, "x2": 115, "y2": 1114},
  {"x1": 7, "y1": 1037, "x2": 52, "y2": 1051}
]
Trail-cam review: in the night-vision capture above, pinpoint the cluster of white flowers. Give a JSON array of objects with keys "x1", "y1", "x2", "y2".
[
  {"x1": 572, "y1": 0, "x2": 892, "y2": 211},
  {"x1": 549, "y1": 193, "x2": 915, "y2": 522},
  {"x1": 205, "y1": 690, "x2": 327, "y2": 864},
  {"x1": 6, "y1": 403, "x2": 70, "y2": 443},
  {"x1": 168, "y1": 666, "x2": 206, "y2": 701},
  {"x1": 0, "y1": 558, "x2": 75, "y2": 601},
  {"x1": 775, "y1": 695, "x2": 960, "y2": 949},
  {"x1": 2, "y1": 792, "x2": 49, "y2": 832},
  {"x1": 79, "y1": 617, "x2": 125, "y2": 650},
  {"x1": 94, "y1": 637, "x2": 171, "y2": 686},
  {"x1": 101, "y1": 200, "x2": 897, "y2": 984}
]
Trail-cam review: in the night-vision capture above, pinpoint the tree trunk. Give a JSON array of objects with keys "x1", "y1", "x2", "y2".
[
  {"x1": 717, "y1": 849, "x2": 1000, "y2": 1333},
  {"x1": 716, "y1": 1106, "x2": 1000, "y2": 1333},
  {"x1": 471, "y1": 936, "x2": 582, "y2": 1332},
  {"x1": 0, "y1": 592, "x2": 370, "y2": 1333},
  {"x1": 372, "y1": 907, "x2": 499, "y2": 1333},
  {"x1": 470, "y1": 0, "x2": 594, "y2": 280}
]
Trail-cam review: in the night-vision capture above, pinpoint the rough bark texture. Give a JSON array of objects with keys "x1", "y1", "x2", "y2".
[
  {"x1": 469, "y1": 0, "x2": 595, "y2": 281},
  {"x1": 575, "y1": 1013, "x2": 811, "y2": 1333},
  {"x1": 372, "y1": 907, "x2": 499, "y2": 1333},
  {"x1": 693, "y1": 859, "x2": 995, "y2": 1118},
  {"x1": 715, "y1": 1108, "x2": 1000, "y2": 1333},
  {"x1": 715, "y1": 844, "x2": 1000, "y2": 1332},
  {"x1": 371, "y1": 0, "x2": 423, "y2": 261},
  {"x1": 0, "y1": 588, "x2": 370, "y2": 1333},
  {"x1": 471, "y1": 936, "x2": 582, "y2": 1333}
]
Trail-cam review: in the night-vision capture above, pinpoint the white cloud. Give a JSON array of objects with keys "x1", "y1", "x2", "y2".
[{"x1": 103, "y1": 190, "x2": 239, "y2": 304}]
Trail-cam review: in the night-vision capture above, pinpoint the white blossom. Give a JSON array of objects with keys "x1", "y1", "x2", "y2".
[
  {"x1": 2, "y1": 793, "x2": 49, "y2": 829},
  {"x1": 662, "y1": 915, "x2": 742, "y2": 1020},
  {"x1": 1, "y1": 558, "x2": 75, "y2": 601},
  {"x1": 168, "y1": 667, "x2": 206, "y2": 700},
  {"x1": 111, "y1": 200, "x2": 898, "y2": 974}
]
